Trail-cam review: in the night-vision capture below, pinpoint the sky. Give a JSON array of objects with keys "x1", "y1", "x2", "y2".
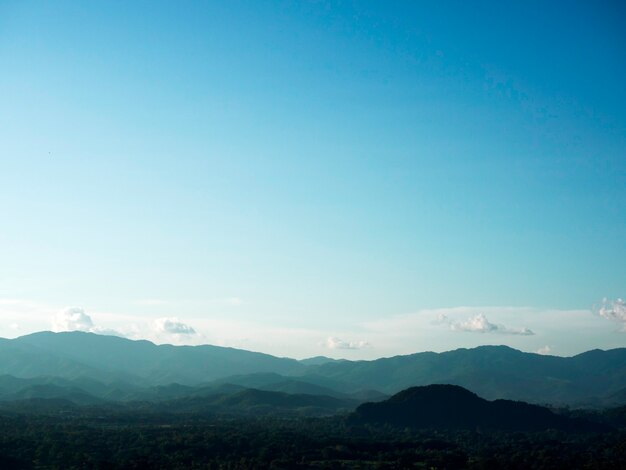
[{"x1": 0, "y1": 0, "x2": 624, "y2": 359}]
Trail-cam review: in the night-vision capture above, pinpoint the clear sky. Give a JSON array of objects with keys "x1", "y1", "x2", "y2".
[{"x1": 1, "y1": 0, "x2": 624, "y2": 358}]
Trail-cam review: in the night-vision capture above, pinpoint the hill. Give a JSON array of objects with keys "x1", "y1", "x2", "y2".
[{"x1": 350, "y1": 384, "x2": 608, "y2": 432}]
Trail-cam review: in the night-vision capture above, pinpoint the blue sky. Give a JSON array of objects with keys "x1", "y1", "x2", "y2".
[{"x1": 1, "y1": 1, "x2": 624, "y2": 357}]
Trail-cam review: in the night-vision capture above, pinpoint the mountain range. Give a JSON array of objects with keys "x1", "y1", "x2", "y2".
[{"x1": 0, "y1": 331, "x2": 624, "y2": 408}]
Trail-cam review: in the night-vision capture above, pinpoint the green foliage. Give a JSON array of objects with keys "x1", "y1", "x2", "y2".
[{"x1": 0, "y1": 410, "x2": 623, "y2": 469}]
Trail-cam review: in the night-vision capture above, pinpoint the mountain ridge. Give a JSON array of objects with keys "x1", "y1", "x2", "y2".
[{"x1": 1, "y1": 331, "x2": 624, "y2": 407}]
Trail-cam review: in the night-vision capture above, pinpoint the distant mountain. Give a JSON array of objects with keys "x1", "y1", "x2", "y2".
[
  {"x1": 213, "y1": 388, "x2": 353, "y2": 413},
  {"x1": 0, "y1": 337, "x2": 123, "y2": 382},
  {"x1": 0, "y1": 387, "x2": 357, "y2": 417},
  {"x1": 299, "y1": 356, "x2": 342, "y2": 366},
  {"x1": 304, "y1": 345, "x2": 626, "y2": 406},
  {"x1": 211, "y1": 372, "x2": 348, "y2": 397},
  {"x1": 6, "y1": 383, "x2": 102, "y2": 405},
  {"x1": 0, "y1": 375, "x2": 140, "y2": 403},
  {"x1": 207, "y1": 372, "x2": 389, "y2": 402},
  {"x1": 5, "y1": 331, "x2": 305, "y2": 385},
  {"x1": 350, "y1": 384, "x2": 608, "y2": 432},
  {"x1": 0, "y1": 332, "x2": 624, "y2": 407},
  {"x1": 133, "y1": 388, "x2": 355, "y2": 417}
]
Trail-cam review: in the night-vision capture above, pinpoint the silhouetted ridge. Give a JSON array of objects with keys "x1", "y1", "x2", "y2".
[{"x1": 350, "y1": 384, "x2": 607, "y2": 432}]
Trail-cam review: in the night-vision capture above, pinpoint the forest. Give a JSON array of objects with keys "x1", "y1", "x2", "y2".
[{"x1": 0, "y1": 398, "x2": 624, "y2": 469}]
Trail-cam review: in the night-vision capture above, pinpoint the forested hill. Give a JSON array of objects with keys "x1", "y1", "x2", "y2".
[
  {"x1": 0, "y1": 331, "x2": 624, "y2": 407},
  {"x1": 350, "y1": 384, "x2": 608, "y2": 432}
]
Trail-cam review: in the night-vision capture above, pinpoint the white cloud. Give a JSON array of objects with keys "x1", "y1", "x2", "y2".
[
  {"x1": 438, "y1": 312, "x2": 534, "y2": 335},
  {"x1": 597, "y1": 298, "x2": 626, "y2": 331},
  {"x1": 154, "y1": 317, "x2": 196, "y2": 335},
  {"x1": 51, "y1": 307, "x2": 124, "y2": 337},
  {"x1": 52, "y1": 307, "x2": 94, "y2": 332},
  {"x1": 325, "y1": 336, "x2": 370, "y2": 350},
  {"x1": 536, "y1": 345, "x2": 552, "y2": 355}
]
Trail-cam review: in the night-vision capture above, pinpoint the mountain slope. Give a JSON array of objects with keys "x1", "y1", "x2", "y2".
[
  {"x1": 305, "y1": 345, "x2": 626, "y2": 405},
  {"x1": 1, "y1": 332, "x2": 624, "y2": 406},
  {"x1": 8, "y1": 331, "x2": 305, "y2": 385}
]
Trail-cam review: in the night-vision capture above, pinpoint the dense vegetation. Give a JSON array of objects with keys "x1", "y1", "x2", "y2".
[{"x1": 0, "y1": 405, "x2": 624, "y2": 469}]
